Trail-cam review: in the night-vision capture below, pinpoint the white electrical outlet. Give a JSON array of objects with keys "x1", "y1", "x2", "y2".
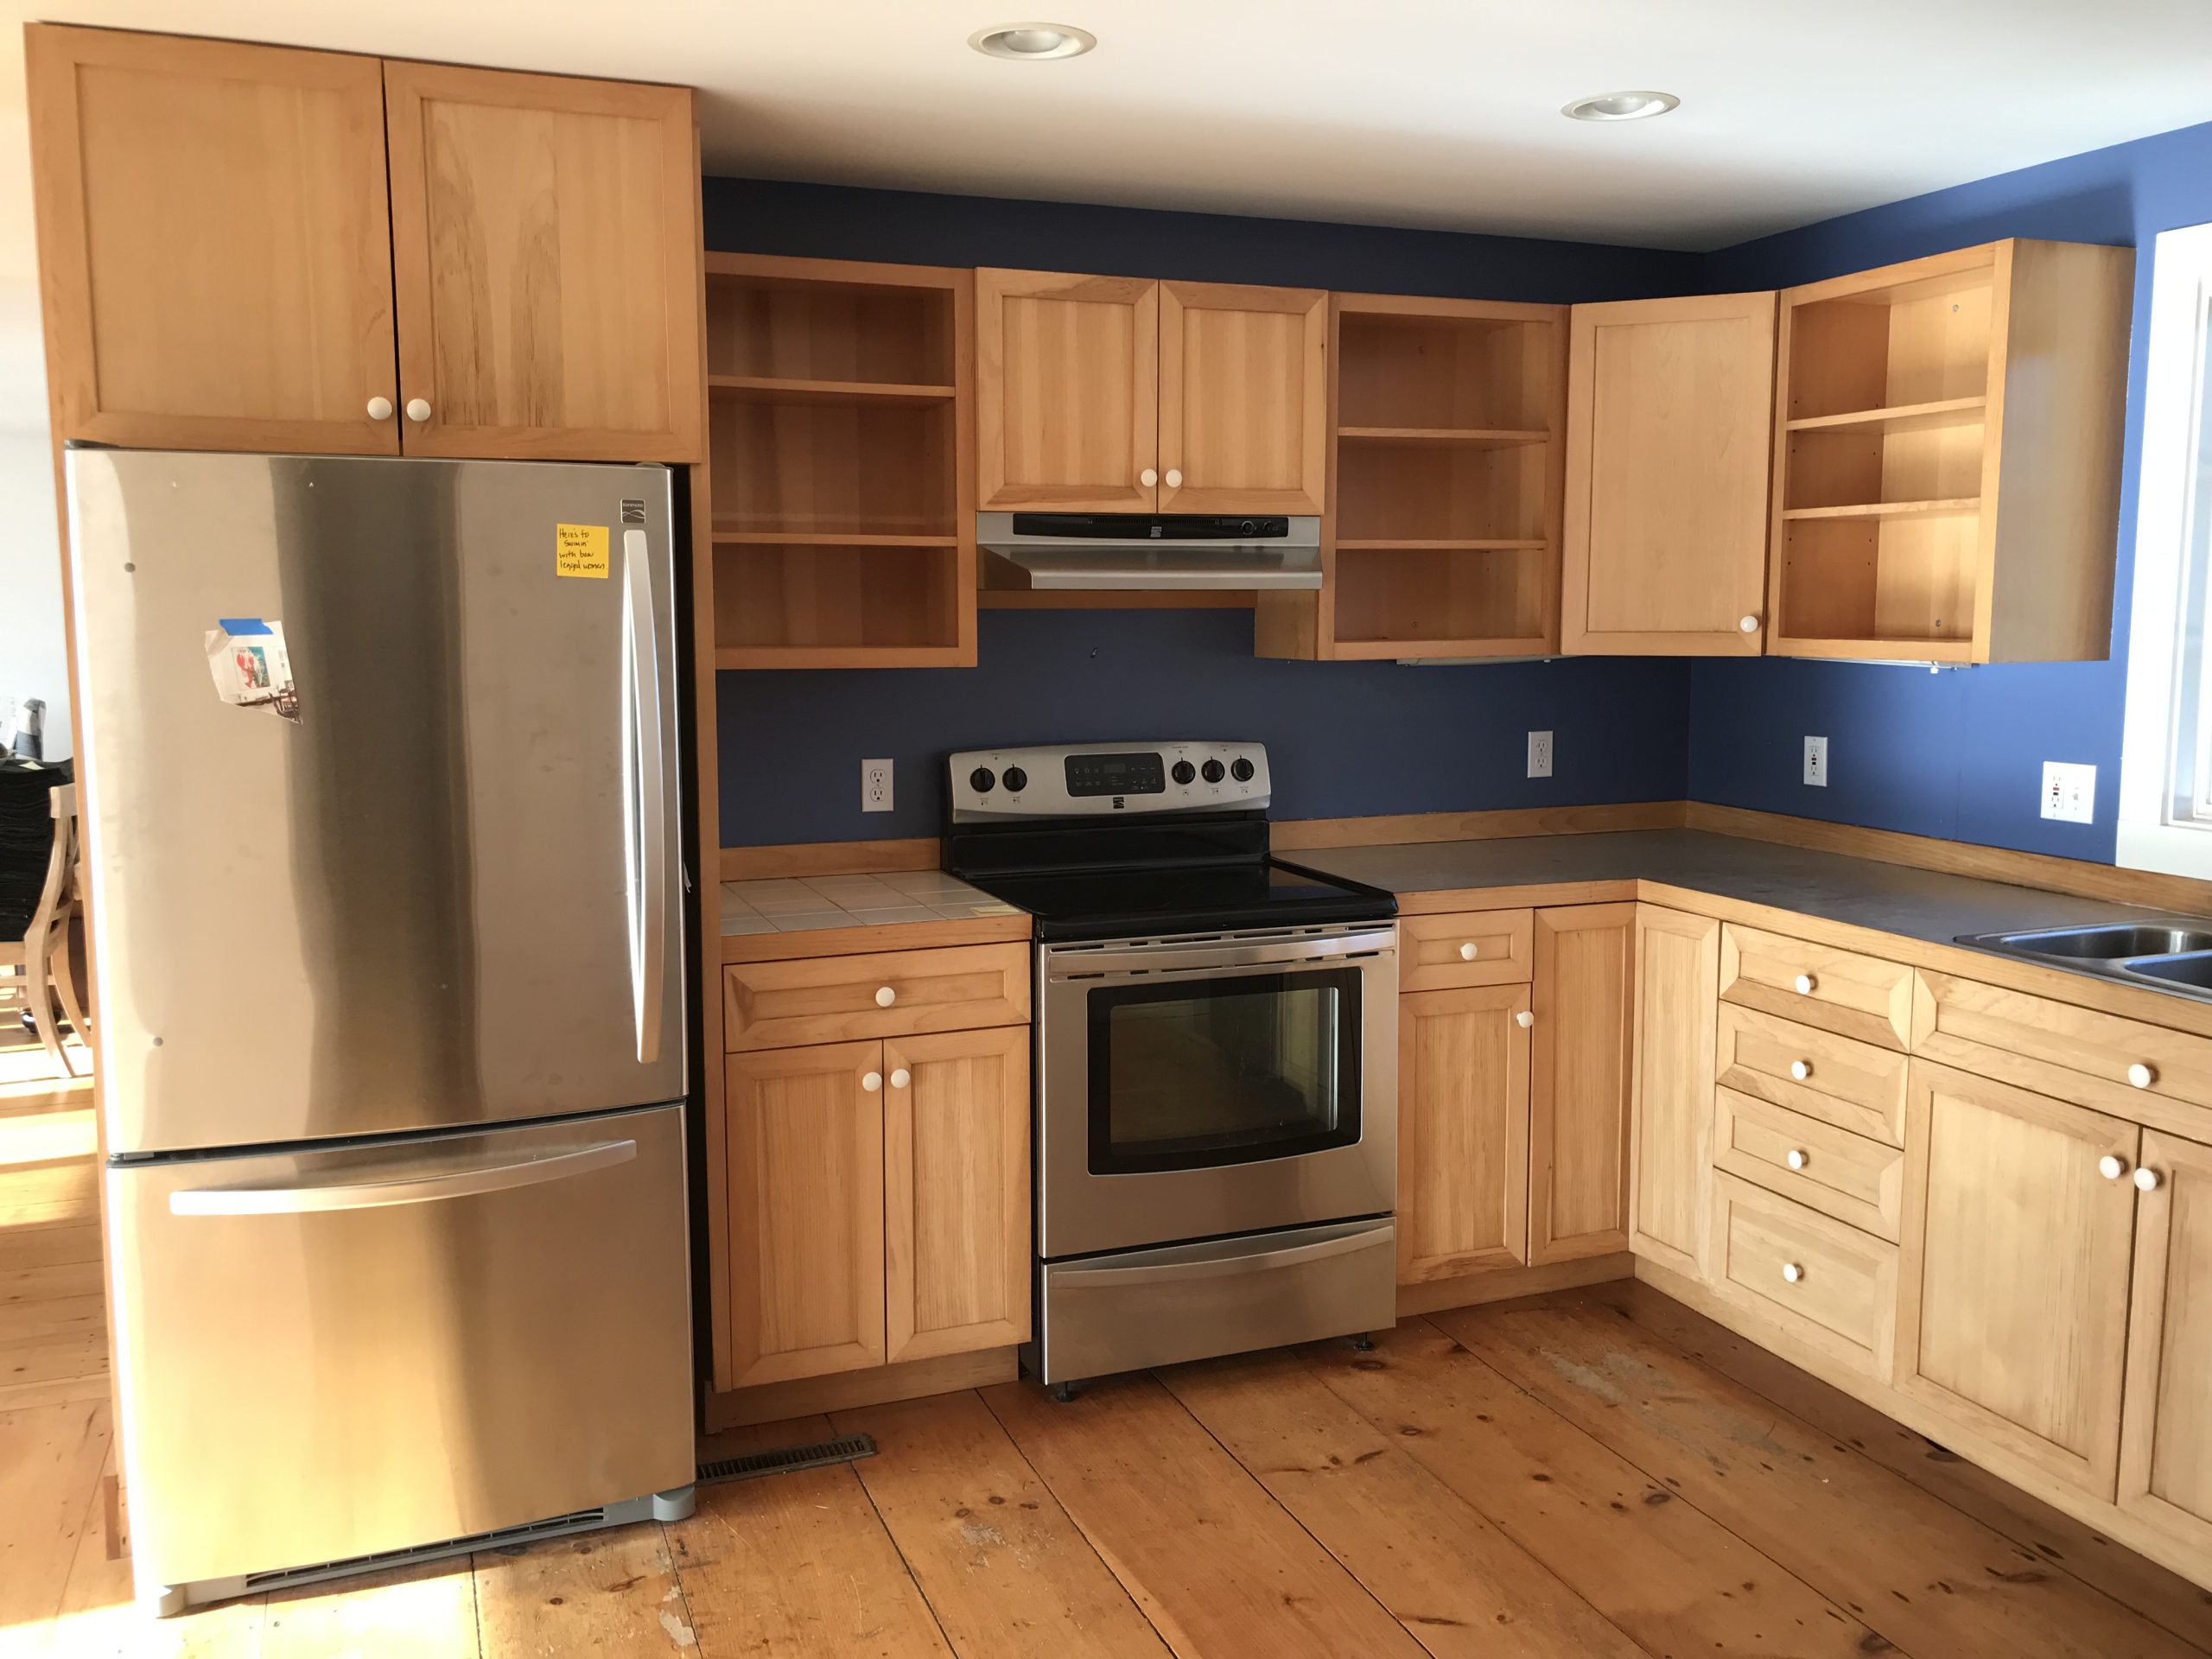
[
  {"x1": 861, "y1": 758, "x2": 893, "y2": 813},
  {"x1": 1527, "y1": 730, "x2": 1554, "y2": 779},
  {"x1": 2042, "y1": 760, "x2": 2095, "y2": 823},
  {"x1": 1803, "y1": 735, "x2": 1828, "y2": 787}
]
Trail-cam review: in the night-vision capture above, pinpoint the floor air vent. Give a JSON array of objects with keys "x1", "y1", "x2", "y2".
[
  {"x1": 698, "y1": 1433, "x2": 876, "y2": 1484},
  {"x1": 242, "y1": 1508, "x2": 611, "y2": 1592}
]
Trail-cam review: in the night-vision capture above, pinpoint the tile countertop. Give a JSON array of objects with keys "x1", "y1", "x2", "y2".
[
  {"x1": 720, "y1": 869, "x2": 1022, "y2": 937},
  {"x1": 1281, "y1": 829, "x2": 2197, "y2": 950}
]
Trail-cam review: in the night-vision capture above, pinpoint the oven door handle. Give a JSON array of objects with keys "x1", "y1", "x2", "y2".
[
  {"x1": 1049, "y1": 926, "x2": 1397, "y2": 979},
  {"x1": 1052, "y1": 1223, "x2": 1389, "y2": 1288}
]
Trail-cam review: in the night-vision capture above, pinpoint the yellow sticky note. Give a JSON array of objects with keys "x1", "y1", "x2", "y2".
[{"x1": 556, "y1": 523, "x2": 610, "y2": 579}]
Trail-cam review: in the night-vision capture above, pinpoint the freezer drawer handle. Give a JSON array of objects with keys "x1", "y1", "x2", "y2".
[
  {"x1": 624, "y1": 526, "x2": 669, "y2": 1066},
  {"x1": 167, "y1": 1139, "x2": 639, "y2": 1216},
  {"x1": 1053, "y1": 1225, "x2": 1385, "y2": 1288}
]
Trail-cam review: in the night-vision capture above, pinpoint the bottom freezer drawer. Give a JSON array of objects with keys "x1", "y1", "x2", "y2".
[
  {"x1": 1031, "y1": 1217, "x2": 1394, "y2": 1384},
  {"x1": 108, "y1": 1103, "x2": 693, "y2": 1592}
]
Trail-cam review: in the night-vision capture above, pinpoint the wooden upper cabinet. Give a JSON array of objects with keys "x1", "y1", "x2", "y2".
[
  {"x1": 25, "y1": 26, "x2": 400, "y2": 454},
  {"x1": 1529, "y1": 904, "x2": 1636, "y2": 1264},
  {"x1": 1158, "y1": 280, "x2": 1327, "y2": 513},
  {"x1": 2119, "y1": 1130, "x2": 2212, "y2": 1560},
  {"x1": 1561, "y1": 292, "x2": 1777, "y2": 655},
  {"x1": 1396, "y1": 983, "x2": 1531, "y2": 1284},
  {"x1": 976, "y1": 268, "x2": 1158, "y2": 511},
  {"x1": 1629, "y1": 905, "x2": 1720, "y2": 1277},
  {"x1": 1897, "y1": 1061, "x2": 2139, "y2": 1500},
  {"x1": 383, "y1": 61, "x2": 703, "y2": 461}
]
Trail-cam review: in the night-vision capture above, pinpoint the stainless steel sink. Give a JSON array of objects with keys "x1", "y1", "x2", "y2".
[{"x1": 1955, "y1": 921, "x2": 2212, "y2": 1002}]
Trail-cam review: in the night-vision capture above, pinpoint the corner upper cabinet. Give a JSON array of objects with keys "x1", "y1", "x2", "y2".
[
  {"x1": 25, "y1": 26, "x2": 401, "y2": 454},
  {"x1": 384, "y1": 62, "x2": 704, "y2": 461},
  {"x1": 1561, "y1": 292, "x2": 1777, "y2": 654},
  {"x1": 1766, "y1": 239, "x2": 2133, "y2": 663},
  {"x1": 976, "y1": 269, "x2": 1327, "y2": 514}
]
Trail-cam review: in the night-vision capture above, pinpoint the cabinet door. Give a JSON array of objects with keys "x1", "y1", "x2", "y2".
[
  {"x1": 976, "y1": 269, "x2": 1158, "y2": 511},
  {"x1": 1561, "y1": 292, "x2": 1777, "y2": 654},
  {"x1": 884, "y1": 1027, "x2": 1031, "y2": 1363},
  {"x1": 384, "y1": 62, "x2": 703, "y2": 462},
  {"x1": 1529, "y1": 905, "x2": 1637, "y2": 1263},
  {"x1": 1629, "y1": 906, "x2": 1720, "y2": 1276},
  {"x1": 2119, "y1": 1130, "x2": 2212, "y2": 1557},
  {"x1": 1159, "y1": 281, "x2": 1327, "y2": 514},
  {"x1": 723, "y1": 1040, "x2": 886, "y2": 1389},
  {"x1": 1897, "y1": 1061, "x2": 2139, "y2": 1499},
  {"x1": 1397, "y1": 985, "x2": 1531, "y2": 1284},
  {"x1": 25, "y1": 26, "x2": 398, "y2": 454}
]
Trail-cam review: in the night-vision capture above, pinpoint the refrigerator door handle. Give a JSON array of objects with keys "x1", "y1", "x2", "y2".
[
  {"x1": 167, "y1": 1138, "x2": 639, "y2": 1216},
  {"x1": 624, "y1": 525, "x2": 668, "y2": 1066}
]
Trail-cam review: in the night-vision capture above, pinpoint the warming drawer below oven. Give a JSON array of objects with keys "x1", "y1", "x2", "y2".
[{"x1": 1027, "y1": 1216, "x2": 1394, "y2": 1385}]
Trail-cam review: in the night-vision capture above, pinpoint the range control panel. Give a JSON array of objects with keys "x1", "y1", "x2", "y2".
[{"x1": 947, "y1": 741, "x2": 1269, "y2": 822}]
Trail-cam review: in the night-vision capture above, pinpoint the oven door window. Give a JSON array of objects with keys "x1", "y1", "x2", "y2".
[{"x1": 1087, "y1": 969, "x2": 1362, "y2": 1174}]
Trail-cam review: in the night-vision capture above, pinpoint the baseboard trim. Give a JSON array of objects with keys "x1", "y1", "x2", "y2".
[
  {"x1": 1395, "y1": 1251, "x2": 1632, "y2": 1318},
  {"x1": 702, "y1": 1346, "x2": 1018, "y2": 1433}
]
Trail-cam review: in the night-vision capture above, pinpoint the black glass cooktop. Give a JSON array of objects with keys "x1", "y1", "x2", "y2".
[{"x1": 958, "y1": 858, "x2": 1393, "y2": 943}]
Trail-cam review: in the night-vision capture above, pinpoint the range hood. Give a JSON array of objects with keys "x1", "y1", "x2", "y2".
[{"x1": 977, "y1": 512, "x2": 1321, "y2": 590}]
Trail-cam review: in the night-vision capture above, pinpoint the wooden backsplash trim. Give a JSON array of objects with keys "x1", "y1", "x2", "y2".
[{"x1": 1269, "y1": 800, "x2": 1688, "y2": 849}]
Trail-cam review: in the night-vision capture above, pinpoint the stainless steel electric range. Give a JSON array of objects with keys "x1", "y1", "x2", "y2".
[{"x1": 944, "y1": 741, "x2": 1400, "y2": 1394}]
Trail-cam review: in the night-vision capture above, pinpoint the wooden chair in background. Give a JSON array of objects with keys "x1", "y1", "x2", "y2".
[{"x1": 1, "y1": 784, "x2": 90, "y2": 1077}]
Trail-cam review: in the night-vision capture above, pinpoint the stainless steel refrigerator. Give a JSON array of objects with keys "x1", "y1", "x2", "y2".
[{"x1": 66, "y1": 448, "x2": 695, "y2": 1615}]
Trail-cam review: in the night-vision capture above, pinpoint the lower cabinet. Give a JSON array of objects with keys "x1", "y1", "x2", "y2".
[
  {"x1": 1629, "y1": 906, "x2": 1721, "y2": 1274},
  {"x1": 1895, "y1": 1060, "x2": 2140, "y2": 1499},
  {"x1": 1529, "y1": 904, "x2": 1636, "y2": 1262},
  {"x1": 1397, "y1": 982, "x2": 1530, "y2": 1282},
  {"x1": 725, "y1": 1024, "x2": 1029, "y2": 1390},
  {"x1": 2119, "y1": 1129, "x2": 2212, "y2": 1554}
]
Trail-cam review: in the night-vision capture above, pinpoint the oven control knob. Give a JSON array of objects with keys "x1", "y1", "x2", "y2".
[
  {"x1": 1230, "y1": 756, "x2": 1255, "y2": 783},
  {"x1": 1202, "y1": 759, "x2": 1226, "y2": 784},
  {"x1": 1172, "y1": 760, "x2": 1197, "y2": 785},
  {"x1": 1002, "y1": 766, "x2": 1028, "y2": 792},
  {"x1": 969, "y1": 766, "x2": 995, "y2": 793}
]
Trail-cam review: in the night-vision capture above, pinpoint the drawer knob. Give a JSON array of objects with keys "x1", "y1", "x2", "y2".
[
  {"x1": 889, "y1": 1067, "x2": 911, "y2": 1090},
  {"x1": 1738, "y1": 613, "x2": 1760, "y2": 633},
  {"x1": 861, "y1": 1071, "x2": 883, "y2": 1093},
  {"x1": 366, "y1": 395, "x2": 394, "y2": 421},
  {"x1": 1141, "y1": 467, "x2": 1159, "y2": 487},
  {"x1": 2135, "y1": 1166, "x2": 2163, "y2": 1192},
  {"x1": 1516, "y1": 1009, "x2": 1535, "y2": 1029},
  {"x1": 1789, "y1": 1059, "x2": 1811, "y2": 1081},
  {"x1": 2127, "y1": 1062, "x2": 2156, "y2": 1089},
  {"x1": 2099, "y1": 1154, "x2": 2130, "y2": 1181},
  {"x1": 1793, "y1": 973, "x2": 1816, "y2": 995},
  {"x1": 874, "y1": 986, "x2": 897, "y2": 1007},
  {"x1": 1459, "y1": 942, "x2": 1478, "y2": 961},
  {"x1": 404, "y1": 397, "x2": 432, "y2": 423},
  {"x1": 1782, "y1": 1262, "x2": 1804, "y2": 1284},
  {"x1": 1786, "y1": 1148, "x2": 1808, "y2": 1171}
]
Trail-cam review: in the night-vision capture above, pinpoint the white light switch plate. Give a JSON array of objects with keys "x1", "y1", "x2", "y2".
[
  {"x1": 1527, "y1": 730, "x2": 1553, "y2": 779},
  {"x1": 1803, "y1": 735, "x2": 1828, "y2": 787},
  {"x1": 2043, "y1": 760, "x2": 2095, "y2": 823}
]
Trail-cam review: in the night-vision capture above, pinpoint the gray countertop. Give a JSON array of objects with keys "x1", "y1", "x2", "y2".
[{"x1": 1281, "y1": 830, "x2": 2196, "y2": 950}]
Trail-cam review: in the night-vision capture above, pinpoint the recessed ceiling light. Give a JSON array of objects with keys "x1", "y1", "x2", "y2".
[
  {"x1": 969, "y1": 22, "x2": 1096, "y2": 60},
  {"x1": 1561, "y1": 90, "x2": 1680, "y2": 123}
]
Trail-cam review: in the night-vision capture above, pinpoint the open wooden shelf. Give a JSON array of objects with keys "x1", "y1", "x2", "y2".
[
  {"x1": 1337, "y1": 425, "x2": 1548, "y2": 448},
  {"x1": 1782, "y1": 498, "x2": 1981, "y2": 521},
  {"x1": 703, "y1": 253, "x2": 976, "y2": 668},
  {"x1": 1335, "y1": 537, "x2": 1546, "y2": 551},
  {"x1": 1332, "y1": 542, "x2": 1554, "y2": 657},
  {"x1": 1784, "y1": 396, "x2": 1986, "y2": 434}
]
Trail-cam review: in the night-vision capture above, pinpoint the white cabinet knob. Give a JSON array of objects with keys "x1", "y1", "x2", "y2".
[
  {"x1": 1786, "y1": 1148, "x2": 1808, "y2": 1171},
  {"x1": 1793, "y1": 974, "x2": 1816, "y2": 995},
  {"x1": 1782, "y1": 1262, "x2": 1803, "y2": 1284},
  {"x1": 1738, "y1": 614, "x2": 1760, "y2": 633},
  {"x1": 1789, "y1": 1059, "x2": 1810, "y2": 1081},
  {"x1": 874, "y1": 985, "x2": 897, "y2": 1007},
  {"x1": 1459, "y1": 942, "x2": 1478, "y2": 961},
  {"x1": 404, "y1": 397, "x2": 432, "y2": 423},
  {"x1": 1141, "y1": 467, "x2": 1159, "y2": 487},
  {"x1": 1515, "y1": 1009, "x2": 1535, "y2": 1029},
  {"x1": 889, "y1": 1067, "x2": 911, "y2": 1090},
  {"x1": 366, "y1": 396, "x2": 394, "y2": 421},
  {"x1": 2127, "y1": 1062, "x2": 2156, "y2": 1089},
  {"x1": 2135, "y1": 1166, "x2": 2163, "y2": 1192},
  {"x1": 2099, "y1": 1154, "x2": 2130, "y2": 1181},
  {"x1": 861, "y1": 1071, "x2": 882, "y2": 1093},
  {"x1": 1165, "y1": 468, "x2": 1183, "y2": 487}
]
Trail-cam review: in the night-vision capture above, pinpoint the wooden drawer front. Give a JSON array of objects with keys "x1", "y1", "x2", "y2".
[
  {"x1": 1720, "y1": 924, "x2": 1922, "y2": 1050},
  {"x1": 725, "y1": 944, "x2": 1029, "y2": 1052},
  {"x1": 1712, "y1": 1088, "x2": 1904, "y2": 1242},
  {"x1": 1401, "y1": 909, "x2": 1533, "y2": 992},
  {"x1": 1715, "y1": 1004, "x2": 1907, "y2": 1146},
  {"x1": 1709, "y1": 1172, "x2": 1897, "y2": 1379},
  {"x1": 1917, "y1": 969, "x2": 2212, "y2": 1129}
]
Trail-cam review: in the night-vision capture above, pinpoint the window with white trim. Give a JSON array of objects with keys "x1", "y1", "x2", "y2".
[{"x1": 2119, "y1": 223, "x2": 2212, "y2": 875}]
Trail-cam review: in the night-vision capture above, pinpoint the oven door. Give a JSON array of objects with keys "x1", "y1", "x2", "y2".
[{"x1": 1039, "y1": 924, "x2": 1397, "y2": 1258}]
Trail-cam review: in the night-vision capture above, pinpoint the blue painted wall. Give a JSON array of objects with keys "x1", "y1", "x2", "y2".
[
  {"x1": 1688, "y1": 119, "x2": 2212, "y2": 861},
  {"x1": 706, "y1": 179, "x2": 1700, "y2": 845}
]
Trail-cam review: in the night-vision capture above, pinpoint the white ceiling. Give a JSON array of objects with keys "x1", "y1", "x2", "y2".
[{"x1": 8, "y1": 0, "x2": 2212, "y2": 250}]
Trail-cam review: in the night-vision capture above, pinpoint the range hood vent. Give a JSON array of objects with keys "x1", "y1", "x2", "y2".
[{"x1": 977, "y1": 512, "x2": 1321, "y2": 590}]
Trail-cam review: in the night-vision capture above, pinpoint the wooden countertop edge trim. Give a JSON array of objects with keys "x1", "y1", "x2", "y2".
[{"x1": 721, "y1": 913, "x2": 1031, "y2": 964}]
